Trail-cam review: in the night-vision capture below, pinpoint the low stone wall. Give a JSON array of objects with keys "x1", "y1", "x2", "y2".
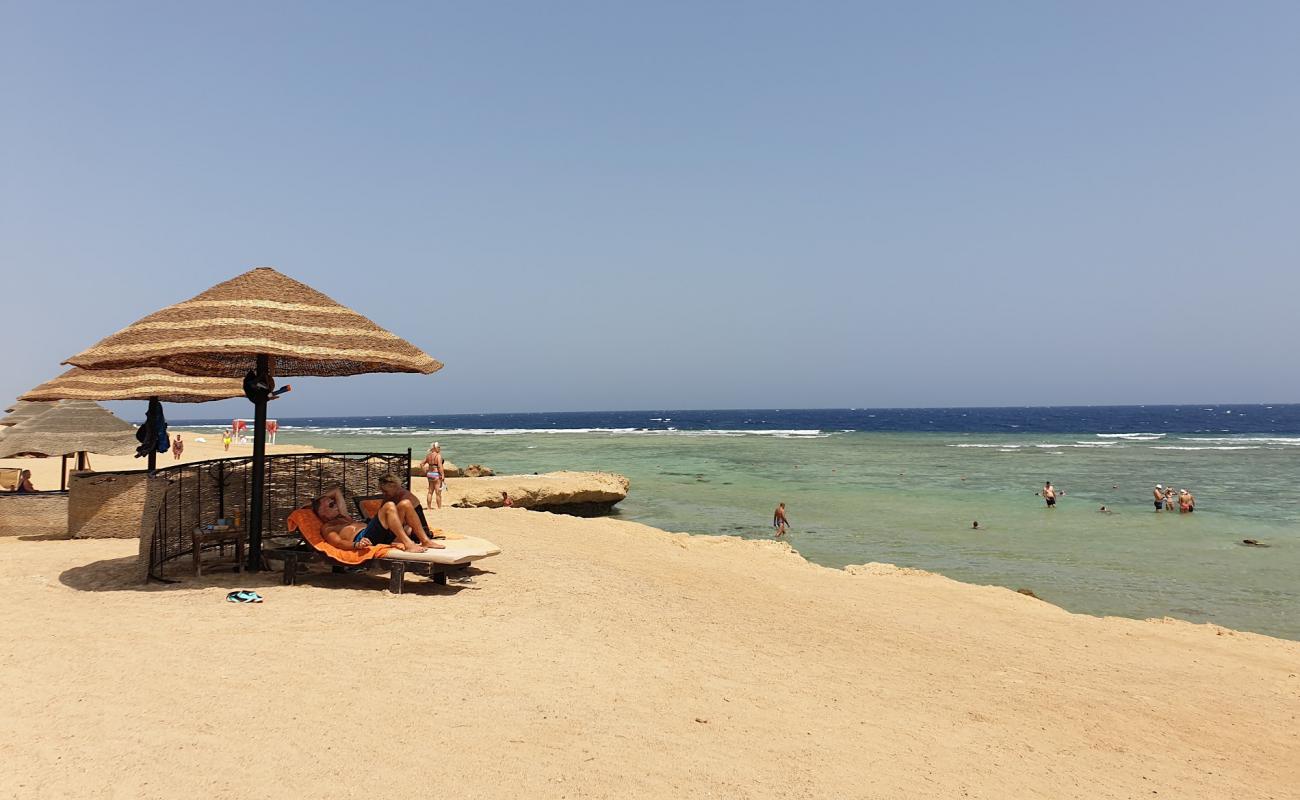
[
  {"x1": 68, "y1": 471, "x2": 149, "y2": 539},
  {"x1": 0, "y1": 492, "x2": 69, "y2": 538}
]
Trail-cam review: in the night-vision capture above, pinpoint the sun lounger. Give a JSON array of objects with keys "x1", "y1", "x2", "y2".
[{"x1": 269, "y1": 507, "x2": 500, "y2": 594}]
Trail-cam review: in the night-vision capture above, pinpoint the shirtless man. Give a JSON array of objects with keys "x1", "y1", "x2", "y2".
[
  {"x1": 172, "y1": 434, "x2": 184, "y2": 461},
  {"x1": 419, "y1": 442, "x2": 444, "y2": 509},
  {"x1": 1153, "y1": 484, "x2": 1165, "y2": 512},
  {"x1": 1042, "y1": 481, "x2": 1056, "y2": 509},
  {"x1": 377, "y1": 473, "x2": 445, "y2": 542},
  {"x1": 311, "y1": 485, "x2": 441, "y2": 553},
  {"x1": 773, "y1": 502, "x2": 790, "y2": 536}
]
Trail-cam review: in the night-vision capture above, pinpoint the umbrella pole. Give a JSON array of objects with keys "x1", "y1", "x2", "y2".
[
  {"x1": 247, "y1": 354, "x2": 270, "y2": 571},
  {"x1": 61, "y1": 455, "x2": 68, "y2": 491},
  {"x1": 147, "y1": 395, "x2": 158, "y2": 473}
]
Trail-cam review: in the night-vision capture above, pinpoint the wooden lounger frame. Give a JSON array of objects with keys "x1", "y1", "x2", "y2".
[{"x1": 267, "y1": 544, "x2": 451, "y2": 594}]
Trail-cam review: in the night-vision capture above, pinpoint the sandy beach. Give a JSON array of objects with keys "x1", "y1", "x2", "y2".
[
  {"x1": 2, "y1": 503, "x2": 1297, "y2": 799},
  {"x1": 1, "y1": 435, "x2": 322, "y2": 490}
]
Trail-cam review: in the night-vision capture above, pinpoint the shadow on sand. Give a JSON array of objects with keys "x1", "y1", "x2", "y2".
[{"x1": 59, "y1": 554, "x2": 493, "y2": 596}]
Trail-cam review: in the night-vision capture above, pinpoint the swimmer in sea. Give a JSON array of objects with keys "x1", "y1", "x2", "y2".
[{"x1": 1041, "y1": 481, "x2": 1056, "y2": 509}]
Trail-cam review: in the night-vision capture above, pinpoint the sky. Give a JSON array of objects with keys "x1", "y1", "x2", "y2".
[{"x1": 4, "y1": 2, "x2": 1299, "y2": 420}]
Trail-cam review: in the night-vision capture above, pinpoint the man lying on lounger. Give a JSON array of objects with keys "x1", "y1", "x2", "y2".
[{"x1": 311, "y1": 485, "x2": 444, "y2": 553}]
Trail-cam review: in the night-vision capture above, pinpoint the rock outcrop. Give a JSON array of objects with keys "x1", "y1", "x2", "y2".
[{"x1": 444, "y1": 471, "x2": 629, "y2": 516}]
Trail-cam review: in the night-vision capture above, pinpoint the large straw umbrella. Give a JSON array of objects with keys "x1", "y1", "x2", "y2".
[
  {"x1": 0, "y1": 400, "x2": 139, "y2": 488},
  {"x1": 64, "y1": 267, "x2": 441, "y2": 568},
  {"x1": 19, "y1": 366, "x2": 245, "y2": 472}
]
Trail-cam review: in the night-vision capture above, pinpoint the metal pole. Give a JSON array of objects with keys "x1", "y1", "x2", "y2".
[
  {"x1": 61, "y1": 455, "x2": 68, "y2": 491},
  {"x1": 147, "y1": 396, "x2": 159, "y2": 474},
  {"x1": 247, "y1": 354, "x2": 270, "y2": 571}
]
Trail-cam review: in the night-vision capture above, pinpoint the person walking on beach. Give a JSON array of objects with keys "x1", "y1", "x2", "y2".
[
  {"x1": 773, "y1": 503, "x2": 790, "y2": 536},
  {"x1": 172, "y1": 434, "x2": 184, "y2": 461},
  {"x1": 420, "y1": 442, "x2": 444, "y2": 509},
  {"x1": 222, "y1": 428, "x2": 232, "y2": 452}
]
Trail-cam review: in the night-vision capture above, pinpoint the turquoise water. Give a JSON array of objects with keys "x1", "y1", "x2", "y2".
[{"x1": 210, "y1": 427, "x2": 1300, "y2": 640}]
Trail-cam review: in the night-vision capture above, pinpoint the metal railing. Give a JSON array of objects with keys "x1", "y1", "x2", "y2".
[{"x1": 143, "y1": 450, "x2": 411, "y2": 581}]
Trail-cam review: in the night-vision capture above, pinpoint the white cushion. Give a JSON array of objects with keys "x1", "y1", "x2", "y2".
[{"x1": 383, "y1": 535, "x2": 501, "y2": 565}]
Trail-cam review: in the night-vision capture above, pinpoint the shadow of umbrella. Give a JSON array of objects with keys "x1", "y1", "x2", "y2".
[{"x1": 63, "y1": 266, "x2": 441, "y2": 570}]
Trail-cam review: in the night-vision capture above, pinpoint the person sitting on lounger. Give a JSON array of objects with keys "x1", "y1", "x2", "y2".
[
  {"x1": 15, "y1": 470, "x2": 35, "y2": 494},
  {"x1": 311, "y1": 486, "x2": 442, "y2": 553},
  {"x1": 377, "y1": 473, "x2": 445, "y2": 541}
]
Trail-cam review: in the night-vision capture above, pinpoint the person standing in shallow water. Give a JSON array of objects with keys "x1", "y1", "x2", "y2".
[
  {"x1": 1041, "y1": 481, "x2": 1056, "y2": 509},
  {"x1": 773, "y1": 503, "x2": 790, "y2": 536}
]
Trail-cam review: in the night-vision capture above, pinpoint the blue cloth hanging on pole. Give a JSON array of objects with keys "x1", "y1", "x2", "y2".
[{"x1": 135, "y1": 397, "x2": 170, "y2": 459}]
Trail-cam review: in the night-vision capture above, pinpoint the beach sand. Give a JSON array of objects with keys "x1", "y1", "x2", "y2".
[
  {"x1": 0, "y1": 436, "x2": 322, "y2": 490},
  {"x1": 2, "y1": 507, "x2": 1297, "y2": 798}
]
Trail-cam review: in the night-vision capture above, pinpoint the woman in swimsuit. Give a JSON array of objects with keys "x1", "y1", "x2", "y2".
[{"x1": 420, "y1": 442, "x2": 444, "y2": 510}]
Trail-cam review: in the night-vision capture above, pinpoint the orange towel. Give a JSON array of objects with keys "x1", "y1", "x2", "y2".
[{"x1": 286, "y1": 507, "x2": 393, "y2": 565}]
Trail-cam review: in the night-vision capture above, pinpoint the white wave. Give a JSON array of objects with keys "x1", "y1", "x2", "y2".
[
  {"x1": 285, "y1": 426, "x2": 831, "y2": 438},
  {"x1": 1150, "y1": 445, "x2": 1261, "y2": 451},
  {"x1": 1096, "y1": 433, "x2": 1166, "y2": 440},
  {"x1": 1177, "y1": 437, "x2": 1300, "y2": 445}
]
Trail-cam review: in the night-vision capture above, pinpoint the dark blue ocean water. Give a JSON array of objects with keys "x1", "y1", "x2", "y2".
[{"x1": 176, "y1": 404, "x2": 1300, "y2": 435}]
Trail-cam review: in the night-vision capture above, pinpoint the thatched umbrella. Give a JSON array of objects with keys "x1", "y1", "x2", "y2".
[
  {"x1": 21, "y1": 367, "x2": 245, "y2": 404},
  {"x1": 1, "y1": 400, "x2": 52, "y2": 427},
  {"x1": 19, "y1": 367, "x2": 245, "y2": 472},
  {"x1": 64, "y1": 266, "x2": 441, "y2": 568},
  {"x1": 0, "y1": 400, "x2": 138, "y2": 488}
]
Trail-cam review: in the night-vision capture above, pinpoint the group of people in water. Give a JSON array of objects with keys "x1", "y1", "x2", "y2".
[
  {"x1": 1033, "y1": 480, "x2": 1197, "y2": 514},
  {"x1": 1153, "y1": 484, "x2": 1195, "y2": 513}
]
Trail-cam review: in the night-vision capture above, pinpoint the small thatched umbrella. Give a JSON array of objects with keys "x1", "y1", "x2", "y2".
[
  {"x1": 64, "y1": 267, "x2": 441, "y2": 568},
  {"x1": 1, "y1": 400, "x2": 52, "y2": 427},
  {"x1": 0, "y1": 400, "x2": 138, "y2": 489},
  {"x1": 19, "y1": 367, "x2": 245, "y2": 472}
]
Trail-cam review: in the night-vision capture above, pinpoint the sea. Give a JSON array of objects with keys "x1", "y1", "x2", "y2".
[{"x1": 176, "y1": 406, "x2": 1300, "y2": 641}]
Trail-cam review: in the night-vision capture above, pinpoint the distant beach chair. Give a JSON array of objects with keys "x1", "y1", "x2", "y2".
[{"x1": 269, "y1": 506, "x2": 500, "y2": 594}]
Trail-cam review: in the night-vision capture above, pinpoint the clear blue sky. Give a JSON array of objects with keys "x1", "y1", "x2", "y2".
[{"x1": 4, "y1": 2, "x2": 1298, "y2": 419}]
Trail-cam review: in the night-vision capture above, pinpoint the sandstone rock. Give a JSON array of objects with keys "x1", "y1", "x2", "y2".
[
  {"x1": 442, "y1": 471, "x2": 628, "y2": 516},
  {"x1": 462, "y1": 464, "x2": 494, "y2": 478}
]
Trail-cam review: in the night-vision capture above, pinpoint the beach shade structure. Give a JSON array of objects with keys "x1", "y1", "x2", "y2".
[
  {"x1": 19, "y1": 366, "x2": 246, "y2": 472},
  {"x1": 0, "y1": 400, "x2": 139, "y2": 488},
  {"x1": 1, "y1": 400, "x2": 53, "y2": 427},
  {"x1": 64, "y1": 266, "x2": 442, "y2": 569}
]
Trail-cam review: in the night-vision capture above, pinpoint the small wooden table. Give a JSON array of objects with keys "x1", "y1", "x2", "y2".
[{"x1": 192, "y1": 526, "x2": 246, "y2": 576}]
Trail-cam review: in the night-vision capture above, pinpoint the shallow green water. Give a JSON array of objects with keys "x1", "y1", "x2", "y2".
[{"x1": 233, "y1": 429, "x2": 1300, "y2": 640}]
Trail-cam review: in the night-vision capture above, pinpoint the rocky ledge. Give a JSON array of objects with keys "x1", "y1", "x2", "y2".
[{"x1": 442, "y1": 471, "x2": 629, "y2": 516}]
